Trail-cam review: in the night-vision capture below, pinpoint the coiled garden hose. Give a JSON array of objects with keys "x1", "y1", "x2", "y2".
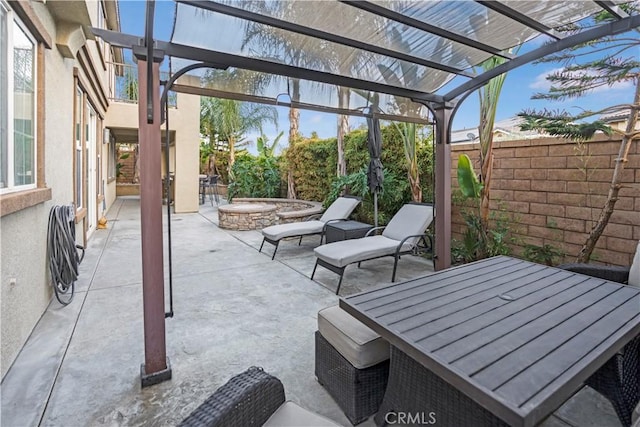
[{"x1": 47, "y1": 205, "x2": 84, "y2": 305}]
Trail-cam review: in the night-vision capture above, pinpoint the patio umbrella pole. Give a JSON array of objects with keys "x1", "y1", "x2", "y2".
[
  {"x1": 366, "y1": 112, "x2": 383, "y2": 228},
  {"x1": 374, "y1": 192, "x2": 378, "y2": 228},
  {"x1": 164, "y1": 95, "x2": 174, "y2": 319}
]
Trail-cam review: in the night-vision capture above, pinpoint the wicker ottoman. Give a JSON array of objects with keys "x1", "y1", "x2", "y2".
[{"x1": 315, "y1": 306, "x2": 390, "y2": 425}]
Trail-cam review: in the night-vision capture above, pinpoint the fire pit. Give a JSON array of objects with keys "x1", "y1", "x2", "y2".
[{"x1": 218, "y1": 203, "x2": 277, "y2": 230}]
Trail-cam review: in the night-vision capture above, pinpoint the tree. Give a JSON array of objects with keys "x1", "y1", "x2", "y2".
[
  {"x1": 240, "y1": 3, "x2": 330, "y2": 198},
  {"x1": 199, "y1": 68, "x2": 273, "y2": 178},
  {"x1": 477, "y1": 56, "x2": 510, "y2": 231},
  {"x1": 376, "y1": 27, "x2": 430, "y2": 202},
  {"x1": 200, "y1": 97, "x2": 278, "y2": 179},
  {"x1": 519, "y1": 5, "x2": 639, "y2": 263},
  {"x1": 329, "y1": 7, "x2": 383, "y2": 180}
]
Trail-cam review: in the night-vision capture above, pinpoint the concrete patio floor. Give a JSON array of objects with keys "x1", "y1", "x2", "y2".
[{"x1": 1, "y1": 196, "x2": 624, "y2": 427}]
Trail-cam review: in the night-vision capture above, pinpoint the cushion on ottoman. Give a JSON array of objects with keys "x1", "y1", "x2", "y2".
[
  {"x1": 264, "y1": 401, "x2": 340, "y2": 427},
  {"x1": 318, "y1": 305, "x2": 389, "y2": 369}
]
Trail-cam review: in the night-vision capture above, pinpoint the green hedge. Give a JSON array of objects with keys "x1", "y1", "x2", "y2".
[
  {"x1": 287, "y1": 136, "x2": 338, "y2": 201},
  {"x1": 227, "y1": 154, "x2": 282, "y2": 200},
  {"x1": 286, "y1": 123, "x2": 434, "y2": 224}
]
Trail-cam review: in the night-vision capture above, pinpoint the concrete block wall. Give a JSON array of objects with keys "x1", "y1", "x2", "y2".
[{"x1": 451, "y1": 135, "x2": 639, "y2": 266}]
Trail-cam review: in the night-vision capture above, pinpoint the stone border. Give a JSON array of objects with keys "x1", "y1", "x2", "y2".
[
  {"x1": 232, "y1": 198, "x2": 324, "y2": 224},
  {"x1": 218, "y1": 203, "x2": 278, "y2": 230}
]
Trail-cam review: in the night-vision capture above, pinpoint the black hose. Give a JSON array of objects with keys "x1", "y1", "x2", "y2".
[{"x1": 47, "y1": 205, "x2": 84, "y2": 305}]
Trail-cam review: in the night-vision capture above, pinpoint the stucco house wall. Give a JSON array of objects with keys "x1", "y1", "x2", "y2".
[
  {"x1": 1, "y1": 1, "x2": 201, "y2": 379},
  {"x1": 1, "y1": 0, "x2": 118, "y2": 379},
  {"x1": 171, "y1": 75, "x2": 201, "y2": 214},
  {"x1": 105, "y1": 74, "x2": 201, "y2": 213}
]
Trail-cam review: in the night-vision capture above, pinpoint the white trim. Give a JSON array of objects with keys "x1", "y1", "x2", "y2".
[{"x1": 75, "y1": 87, "x2": 83, "y2": 209}]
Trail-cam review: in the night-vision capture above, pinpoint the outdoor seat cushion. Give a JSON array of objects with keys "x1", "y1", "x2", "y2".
[
  {"x1": 318, "y1": 197, "x2": 360, "y2": 223},
  {"x1": 263, "y1": 401, "x2": 340, "y2": 426},
  {"x1": 262, "y1": 220, "x2": 324, "y2": 241},
  {"x1": 318, "y1": 306, "x2": 389, "y2": 369},
  {"x1": 629, "y1": 241, "x2": 640, "y2": 287},
  {"x1": 382, "y1": 203, "x2": 434, "y2": 243},
  {"x1": 314, "y1": 235, "x2": 413, "y2": 268}
]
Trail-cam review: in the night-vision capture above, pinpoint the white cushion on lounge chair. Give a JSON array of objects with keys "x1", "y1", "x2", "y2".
[
  {"x1": 628, "y1": 241, "x2": 640, "y2": 287},
  {"x1": 261, "y1": 197, "x2": 360, "y2": 242},
  {"x1": 319, "y1": 197, "x2": 360, "y2": 223},
  {"x1": 318, "y1": 306, "x2": 389, "y2": 369},
  {"x1": 382, "y1": 203, "x2": 434, "y2": 243},
  {"x1": 314, "y1": 235, "x2": 413, "y2": 268},
  {"x1": 262, "y1": 220, "x2": 324, "y2": 241},
  {"x1": 264, "y1": 401, "x2": 340, "y2": 427}
]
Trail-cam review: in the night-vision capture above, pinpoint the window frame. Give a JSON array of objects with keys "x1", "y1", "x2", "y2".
[
  {"x1": 1, "y1": 3, "x2": 38, "y2": 195},
  {"x1": 74, "y1": 86, "x2": 83, "y2": 211},
  {"x1": 0, "y1": 0, "x2": 51, "y2": 217}
]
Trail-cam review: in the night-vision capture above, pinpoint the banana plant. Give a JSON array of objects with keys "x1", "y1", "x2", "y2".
[
  {"x1": 256, "y1": 129, "x2": 284, "y2": 158},
  {"x1": 456, "y1": 154, "x2": 489, "y2": 260},
  {"x1": 457, "y1": 154, "x2": 483, "y2": 199}
]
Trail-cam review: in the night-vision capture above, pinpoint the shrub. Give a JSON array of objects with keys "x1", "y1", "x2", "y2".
[
  {"x1": 523, "y1": 244, "x2": 565, "y2": 266},
  {"x1": 227, "y1": 154, "x2": 282, "y2": 200},
  {"x1": 326, "y1": 168, "x2": 410, "y2": 225},
  {"x1": 288, "y1": 123, "x2": 434, "y2": 207}
]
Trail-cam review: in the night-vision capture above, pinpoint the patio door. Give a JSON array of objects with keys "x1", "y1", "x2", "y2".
[{"x1": 86, "y1": 105, "x2": 97, "y2": 236}]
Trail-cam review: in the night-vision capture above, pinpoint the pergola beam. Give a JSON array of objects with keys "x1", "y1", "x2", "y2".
[
  {"x1": 91, "y1": 28, "x2": 445, "y2": 104},
  {"x1": 340, "y1": 0, "x2": 513, "y2": 60},
  {"x1": 172, "y1": 83, "x2": 432, "y2": 124},
  {"x1": 177, "y1": 0, "x2": 475, "y2": 78},
  {"x1": 475, "y1": 1, "x2": 565, "y2": 40},
  {"x1": 595, "y1": 1, "x2": 630, "y2": 19},
  {"x1": 443, "y1": 13, "x2": 640, "y2": 101}
]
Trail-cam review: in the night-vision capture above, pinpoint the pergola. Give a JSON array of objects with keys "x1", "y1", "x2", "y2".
[{"x1": 92, "y1": 0, "x2": 639, "y2": 384}]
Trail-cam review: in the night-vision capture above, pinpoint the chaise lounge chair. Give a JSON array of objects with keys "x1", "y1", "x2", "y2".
[
  {"x1": 259, "y1": 196, "x2": 361, "y2": 260},
  {"x1": 312, "y1": 202, "x2": 434, "y2": 294}
]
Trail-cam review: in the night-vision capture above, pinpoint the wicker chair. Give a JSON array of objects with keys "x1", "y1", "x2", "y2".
[
  {"x1": 179, "y1": 367, "x2": 339, "y2": 427},
  {"x1": 557, "y1": 263, "x2": 630, "y2": 283},
  {"x1": 559, "y1": 258, "x2": 639, "y2": 427}
]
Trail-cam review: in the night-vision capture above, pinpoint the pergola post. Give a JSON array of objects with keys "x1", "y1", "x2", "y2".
[
  {"x1": 137, "y1": 57, "x2": 171, "y2": 387},
  {"x1": 433, "y1": 104, "x2": 453, "y2": 271}
]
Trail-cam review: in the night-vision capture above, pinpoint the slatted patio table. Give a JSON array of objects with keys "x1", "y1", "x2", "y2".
[{"x1": 340, "y1": 256, "x2": 640, "y2": 427}]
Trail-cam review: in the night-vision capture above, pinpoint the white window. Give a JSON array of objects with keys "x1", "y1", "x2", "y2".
[
  {"x1": 75, "y1": 87, "x2": 83, "y2": 209},
  {"x1": 0, "y1": 2, "x2": 37, "y2": 193}
]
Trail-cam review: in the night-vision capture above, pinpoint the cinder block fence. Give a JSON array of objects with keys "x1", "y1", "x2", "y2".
[{"x1": 451, "y1": 135, "x2": 639, "y2": 266}]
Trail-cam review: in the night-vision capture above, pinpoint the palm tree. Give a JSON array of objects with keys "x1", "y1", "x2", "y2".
[
  {"x1": 330, "y1": 7, "x2": 386, "y2": 179},
  {"x1": 477, "y1": 56, "x2": 510, "y2": 231},
  {"x1": 200, "y1": 97, "x2": 278, "y2": 179},
  {"x1": 240, "y1": 3, "x2": 330, "y2": 198},
  {"x1": 376, "y1": 63, "x2": 426, "y2": 202},
  {"x1": 375, "y1": 26, "x2": 430, "y2": 202}
]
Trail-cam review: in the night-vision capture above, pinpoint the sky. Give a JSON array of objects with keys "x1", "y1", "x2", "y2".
[{"x1": 117, "y1": 0, "x2": 636, "y2": 152}]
